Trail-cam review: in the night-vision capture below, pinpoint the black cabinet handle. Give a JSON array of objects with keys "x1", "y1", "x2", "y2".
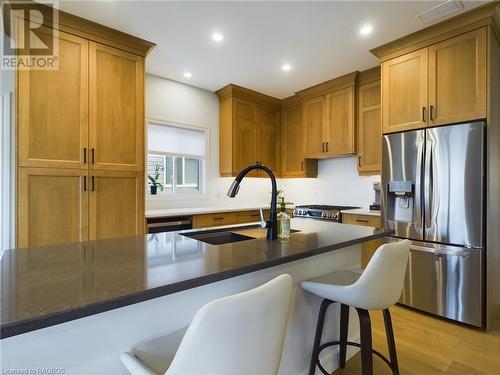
[
  {"x1": 301, "y1": 161, "x2": 304, "y2": 171},
  {"x1": 322, "y1": 143, "x2": 325, "y2": 152},
  {"x1": 83, "y1": 148, "x2": 87, "y2": 163},
  {"x1": 91, "y1": 148, "x2": 95, "y2": 164},
  {"x1": 356, "y1": 219, "x2": 369, "y2": 223},
  {"x1": 91, "y1": 176, "x2": 95, "y2": 191},
  {"x1": 422, "y1": 107, "x2": 426, "y2": 122},
  {"x1": 83, "y1": 176, "x2": 87, "y2": 191},
  {"x1": 430, "y1": 105, "x2": 435, "y2": 121},
  {"x1": 326, "y1": 142, "x2": 329, "y2": 152},
  {"x1": 213, "y1": 217, "x2": 224, "y2": 221}
]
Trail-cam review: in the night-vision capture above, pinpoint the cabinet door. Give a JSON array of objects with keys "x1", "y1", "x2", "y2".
[
  {"x1": 342, "y1": 213, "x2": 381, "y2": 268},
  {"x1": 88, "y1": 171, "x2": 144, "y2": 240},
  {"x1": 358, "y1": 81, "x2": 382, "y2": 174},
  {"x1": 428, "y1": 28, "x2": 487, "y2": 126},
  {"x1": 304, "y1": 97, "x2": 326, "y2": 157},
  {"x1": 257, "y1": 105, "x2": 280, "y2": 174},
  {"x1": 89, "y1": 42, "x2": 144, "y2": 171},
  {"x1": 18, "y1": 30, "x2": 88, "y2": 169},
  {"x1": 282, "y1": 105, "x2": 305, "y2": 176},
  {"x1": 17, "y1": 168, "x2": 88, "y2": 248},
  {"x1": 326, "y1": 87, "x2": 355, "y2": 156},
  {"x1": 233, "y1": 99, "x2": 258, "y2": 175},
  {"x1": 382, "y1": 49, "x2": 428, "y2": 133}
]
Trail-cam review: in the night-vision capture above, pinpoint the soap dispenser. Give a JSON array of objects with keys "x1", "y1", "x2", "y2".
[{"x1": 277, "y1": 197, "x2": 290, "y2": 240}]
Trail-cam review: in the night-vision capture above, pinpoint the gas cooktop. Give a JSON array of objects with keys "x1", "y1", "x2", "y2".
[{"x1": 293, "y1": 205, "x2": 360, "y2": 222}]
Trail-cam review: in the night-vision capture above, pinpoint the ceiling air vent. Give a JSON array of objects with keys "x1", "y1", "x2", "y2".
[{"x1": 416, "y1": 0, "x2": 464, "y2": 24}]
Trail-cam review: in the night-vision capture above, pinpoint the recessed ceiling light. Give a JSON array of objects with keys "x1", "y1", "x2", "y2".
[
  {"x1": 359, "y1": 24, "x2": 373, "y2": 36},
  {"x1": 183, "y1": 72, "x2": 192, "y2": 78},
  {"x1": 282, "y1": 63, "x2": 292, "y2": 72},
  {"x1": 212, "y1": 32, "x2": 224, "y2": 43}
]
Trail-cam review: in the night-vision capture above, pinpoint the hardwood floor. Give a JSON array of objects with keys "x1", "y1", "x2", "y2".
[{"x1": 332, "y1": 305, "x2": 500, "y2": 375}]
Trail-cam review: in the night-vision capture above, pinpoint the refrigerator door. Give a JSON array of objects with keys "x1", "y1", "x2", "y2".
[
  {"x1": 398, "y1": 240, "x2": 484, "y2": 327},
  {"x1": 424, "y1": 122, "x2": 485, "y2": 248},
  {"x1": 382, "y1": 130, "x2": 425, "y2": 241}
]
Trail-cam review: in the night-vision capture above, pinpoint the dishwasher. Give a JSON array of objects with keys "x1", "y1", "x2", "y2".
[{"x1": 146, "y1": 216, "x2": 193, "y2": 234}]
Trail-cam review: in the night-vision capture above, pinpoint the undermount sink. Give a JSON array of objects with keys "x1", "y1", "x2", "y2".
[
  {"x1": 181, "y1": 227, "x2": 256, "y2": 245},
  {"x1": 181, "y1": 225, "x2": 300, "y2": 245}
]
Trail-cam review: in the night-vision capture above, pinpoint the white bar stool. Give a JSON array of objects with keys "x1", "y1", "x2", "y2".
[
  {"x1": 301, "y1": 240, "x2": 410, "y2": 375},
  {"x1": 121, "y1": 274, "x2": 293, "y2": 375}
]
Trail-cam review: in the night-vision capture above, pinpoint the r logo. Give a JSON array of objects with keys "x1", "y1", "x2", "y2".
[{"x1": 1, "y1": 0, "x2": 59, "y2": 70}]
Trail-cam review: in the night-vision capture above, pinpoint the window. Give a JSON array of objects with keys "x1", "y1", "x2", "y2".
[{"x1": 147, "y1": 121, "x2": 206, "y2": 195}]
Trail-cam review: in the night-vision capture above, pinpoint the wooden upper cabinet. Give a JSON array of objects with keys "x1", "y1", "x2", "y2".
[
  {"x1": 89, "y1": 170, "x2": 144, "y2": 240},
  {"x1": 89, "y1": 42, "x2": 144, "y2": 172},
  {"x1": 358, "y1": 80, "x2": 382, "y2": 174},
  {"x1": 257, "y1": 104, "x2": 280, "y2": 174},
  {"x1": 380, "y1": 27, "x2": 488, "y2": 134},
  {"x1": 281, "y1": 102, "x2": 318, "y2": 178},
  {"x1": 17, "y1": 168, "x2": 88, "y2": 248},
  {"x1": 303, "y1": 96, "x2": 326, "y2": 157},
  {"x1": 325, "y1": 87, "x2": 355, "y2": 156},
  {"x1": 382, "y1": 48, "x2": 428, "y2": 133},
  {"x1": 428, "y1": 28, "x2": 487, "y2": 126},
  {"x1": 216, "y1": 84, "x2": 280, "y2": 177},
  {"x1": 281, "y1": 104, "x2": 303, "y2": 175},
  {"x1": 18, "y1": 30, "x2": 88, "y2": 169},
  {"x1": 232, "y1": 98, "x2": 259, "y2": 176}
]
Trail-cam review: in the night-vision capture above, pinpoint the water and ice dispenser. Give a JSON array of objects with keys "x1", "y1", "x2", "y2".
[{"x1": 385, "y1": 181, "x2": 414, "y2": 222}]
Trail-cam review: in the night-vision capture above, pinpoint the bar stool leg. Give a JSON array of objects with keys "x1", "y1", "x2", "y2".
[
  {"x1": 383, "y1": 308, "x2": 399, "y2": 375},
  {"x1": 355, "y1": 308, "x2": 373, "y2": 375},
  {"x1": 308, "y1": 299, "x2": 334, "y2": 375},
  {"x1": 339, "y1": 304, "x2": 349, "y2": 368}
]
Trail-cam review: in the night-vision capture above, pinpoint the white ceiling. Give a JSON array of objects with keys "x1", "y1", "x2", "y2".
[{"x1": 59, "y1": 0, "x2": 487, "y2": 99}]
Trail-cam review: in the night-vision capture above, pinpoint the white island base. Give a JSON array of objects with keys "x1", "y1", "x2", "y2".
[{"x1": 1, "y1": 245, "x2": 362, "y2": 375}]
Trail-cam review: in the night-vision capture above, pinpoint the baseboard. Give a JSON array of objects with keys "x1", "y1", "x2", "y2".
[{"x1": 298, "y1": 333, "x2": 361, "y2": 375}]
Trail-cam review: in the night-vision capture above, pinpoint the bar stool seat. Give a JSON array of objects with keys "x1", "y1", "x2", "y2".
[
  {"x1": 301, "y1": 240, "x2": 410, "y2": 375},
  {"x1": 121, "y1": 274, "x2": 293, "y2": 375}
]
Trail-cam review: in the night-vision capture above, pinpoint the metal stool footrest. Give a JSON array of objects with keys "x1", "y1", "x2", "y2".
[{"x1": 315, "y1": 340, "x2": 396, "y2": 375}]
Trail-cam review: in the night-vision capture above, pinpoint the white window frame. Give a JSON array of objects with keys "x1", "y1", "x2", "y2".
[{"x1": 146, "y1": 118, "x2": 209, "y2": 201}]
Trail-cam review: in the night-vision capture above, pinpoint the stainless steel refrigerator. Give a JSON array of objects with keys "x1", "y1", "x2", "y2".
[{"x1": 381, "y1": 121, "x2": 485, "y2": 327}]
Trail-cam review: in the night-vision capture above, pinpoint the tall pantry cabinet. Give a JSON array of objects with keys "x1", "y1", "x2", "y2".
[{"x1": 16, "y1": 9, "x2": 155, "y2": 247}]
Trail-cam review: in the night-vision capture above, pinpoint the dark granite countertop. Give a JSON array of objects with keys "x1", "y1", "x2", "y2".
[{"x1": 0, "y1": 219, "x2": 392, "y2": 338}]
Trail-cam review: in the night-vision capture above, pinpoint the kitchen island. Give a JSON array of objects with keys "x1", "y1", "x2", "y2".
[{"x1": 0, "y1": 219, "x2": 392, "y2": 374}]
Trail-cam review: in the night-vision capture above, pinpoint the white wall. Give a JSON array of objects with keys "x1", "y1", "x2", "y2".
[{"x1": 146, "y1": 74, "x2": 379, "y2": 210}]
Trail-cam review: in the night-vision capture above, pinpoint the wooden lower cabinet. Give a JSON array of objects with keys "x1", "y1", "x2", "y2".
[
  {"x1": 88, "y1": 170, "x2": 145, "y2": 240},
  {"x1": 17, "y1": 167, "x2": 89, "y2": 248},
  {"x1": 193, "y1": 212, "x2": 238, "y2": 228},
  {"x1": 17, "y1": 168, "x2": 145, "y2": 247},
  {"x1": 192, "y1": 209, "x2": 270, "y2": 229},
  {"x1": 342, "y1": 213, "x2": 382, "y2": 268}
]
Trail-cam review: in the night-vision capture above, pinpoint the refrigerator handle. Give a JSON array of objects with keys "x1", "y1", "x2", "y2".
[
  {"x1": 415, "y1": 136, "x2": 424, "y2": 232},
  {"x1": 424, "y1": 138, "x2": 433, "y2": 232}
]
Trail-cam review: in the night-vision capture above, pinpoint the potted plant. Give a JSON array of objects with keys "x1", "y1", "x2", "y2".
[{"x1": 148, "y1": 163, "x2": 164, "y2": 195}]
